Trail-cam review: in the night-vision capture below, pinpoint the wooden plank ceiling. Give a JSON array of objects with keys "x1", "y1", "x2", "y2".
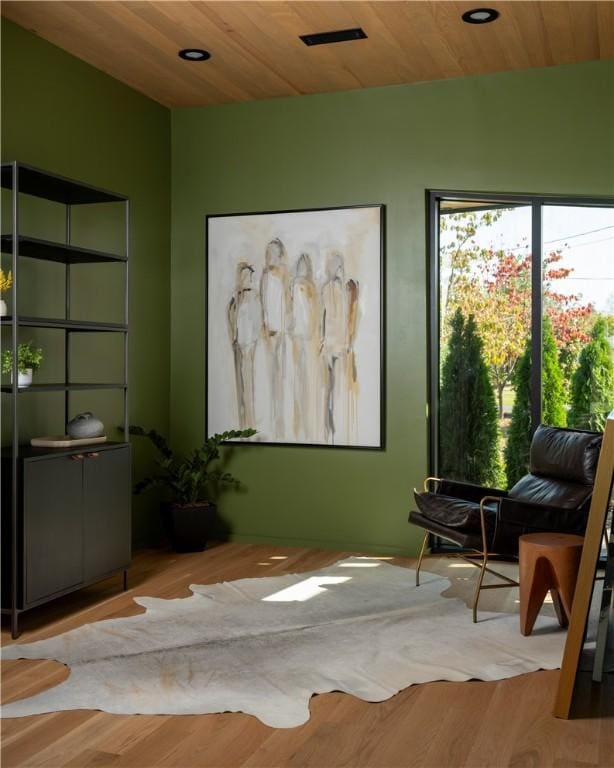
[{"x1": 2, "y1": 1, "x2": 613, "y2": 108}]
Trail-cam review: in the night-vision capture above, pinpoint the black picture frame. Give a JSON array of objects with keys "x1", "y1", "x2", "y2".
[{"x1": 205, "y1": 204, "x2": 386, "y2": 450}]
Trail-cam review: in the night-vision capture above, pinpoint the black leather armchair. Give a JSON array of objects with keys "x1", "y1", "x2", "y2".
[{"x1": 409, "y1": 425, "x2": 603, "y2": 621}]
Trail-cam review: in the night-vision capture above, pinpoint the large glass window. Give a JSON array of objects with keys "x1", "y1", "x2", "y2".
[
  {"x1": 430, "y1": 193, "x2": 614, "y2": 496},
  {"x1": 542, "y1": 206, "x2": 614, "y2": 432}
]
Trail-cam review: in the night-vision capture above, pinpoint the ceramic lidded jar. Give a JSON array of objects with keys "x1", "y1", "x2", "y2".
[{"x1": 67, "y1": 412, "x2": 105, "y2": 439}]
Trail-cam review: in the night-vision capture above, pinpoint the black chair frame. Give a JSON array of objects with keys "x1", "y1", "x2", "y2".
[
  {"x1": 414, "y1": 477, "x2": 519, "y2": 623},
  {"x1": 410, "y1": 426, "x2": 602, "y2": 622}
]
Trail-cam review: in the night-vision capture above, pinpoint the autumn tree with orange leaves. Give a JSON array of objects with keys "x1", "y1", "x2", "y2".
[{"x1": 441, "y1": 211, "x2": 593, "y2": 418}]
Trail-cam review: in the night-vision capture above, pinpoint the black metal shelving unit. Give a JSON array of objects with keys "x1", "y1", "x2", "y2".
[
  {"x1": 1, "y1": 161, "x2": 130, "y2": 637},
  {"x1": 1, "y1": 316, "x2": 128, "y2": 332},
  {"x1": 0, "y1": 383, "x2": 129, "y2": 393},
  {"x1": 0, "y1": 234, "x2": 128, "y2": 264}
]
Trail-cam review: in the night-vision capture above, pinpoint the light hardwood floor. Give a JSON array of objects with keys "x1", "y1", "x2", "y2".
[{"x1": 1, "y1": 543, "x2": 612, "y2": 768}]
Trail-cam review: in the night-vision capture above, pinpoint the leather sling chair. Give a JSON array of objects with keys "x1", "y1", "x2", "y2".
[{"x1": 409, "y1": 425, "x2": 603, "y2": 622}]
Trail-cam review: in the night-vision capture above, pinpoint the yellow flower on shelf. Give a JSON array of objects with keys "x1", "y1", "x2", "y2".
[{"x1": 0, "y1": 268, "x2": 13, "y2": 293}]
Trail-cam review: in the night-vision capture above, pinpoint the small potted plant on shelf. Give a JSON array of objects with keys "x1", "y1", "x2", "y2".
[
  {"x1": 1, "y1": 341, "x2": 43, "y2": 388},
  {"x1": 0, "y1": 268, "x2": 12, "y2": 316},
  {"x1": 129, "y1": 425, "x2": 256, "y2": 552}
]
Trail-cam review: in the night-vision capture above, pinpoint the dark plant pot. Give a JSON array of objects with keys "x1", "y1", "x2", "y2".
[{"x1": 162, "y1": 501, "x2": 216, "y2": 553}]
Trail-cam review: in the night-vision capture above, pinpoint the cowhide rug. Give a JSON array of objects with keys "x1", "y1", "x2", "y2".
[{"x1": 1, "y1": 557, "x2": 567, "y2": 728}]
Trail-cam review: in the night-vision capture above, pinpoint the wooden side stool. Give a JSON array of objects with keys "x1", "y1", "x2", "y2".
[{"x1": 518, "y1": 532, "x2": 584, "y2": 636}]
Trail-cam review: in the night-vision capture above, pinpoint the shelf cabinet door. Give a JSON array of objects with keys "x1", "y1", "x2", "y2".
[
  {"x1": 83, "y1": 446, "x2": 131, "y2": 582},
  {"x1": 24, "y1": 456, "x2": 84, "y2": 605}
]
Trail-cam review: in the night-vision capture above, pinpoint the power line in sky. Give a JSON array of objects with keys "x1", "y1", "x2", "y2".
[
  {"x1": 544, "y1": 224, "x2": 614, "y2": 244},
  {"x1": 561, "y1": 236, "x2": 614, "y2": 249},
  {"x1": 506, "y1": 236, "x2": 614, "y2": 253}
]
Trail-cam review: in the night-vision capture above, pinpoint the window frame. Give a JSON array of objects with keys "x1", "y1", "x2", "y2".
[{"x1": 427, "y1": 189, "x2": 613, "y2": 484}]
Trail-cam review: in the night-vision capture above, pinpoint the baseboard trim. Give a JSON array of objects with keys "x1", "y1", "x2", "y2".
[{"x1": 221, "y1": 532, "x2": 416, "y2": 557}]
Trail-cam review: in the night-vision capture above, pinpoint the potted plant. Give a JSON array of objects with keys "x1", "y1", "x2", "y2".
[
  {"x1": 1, "y1": 341, "x2": 43, "y2": 388},
  {"x1": 0, "y1": 268, "x2": 12, "y2": 316},
  {"x1": 129, "y1": 425, "x2": 256, "y2": 552}
]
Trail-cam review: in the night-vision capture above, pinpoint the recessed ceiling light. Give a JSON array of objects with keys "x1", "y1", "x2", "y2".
[
  {"x1": 178, "y1": 48, "x2": 211, "y2": 61},
  {"x1": 461, "y1": 8, "x2": 499, "y2": 24},
  {"x1": 300, "y1": 28, "x2": 367, "y2": 46}
]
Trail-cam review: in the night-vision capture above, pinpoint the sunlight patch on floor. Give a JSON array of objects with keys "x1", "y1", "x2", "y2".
[
  {"x1": 262, "y1": 576, "x2": 352, "y2": 602},
  {"x1": 338, "y1": 562, "x2": 381, "y2": 568}
]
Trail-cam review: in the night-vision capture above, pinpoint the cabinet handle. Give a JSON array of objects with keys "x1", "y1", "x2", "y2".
[
  {"x1": 85, "y1": 452, "x2": 100, "y2": 459},
  {"x1": 70, "y1": 454, "x2": 85, "y2": 461}
]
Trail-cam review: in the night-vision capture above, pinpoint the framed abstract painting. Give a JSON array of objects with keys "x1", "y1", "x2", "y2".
[{"x1": 205, "y1": 205, "x2": 384, "y2": 449}]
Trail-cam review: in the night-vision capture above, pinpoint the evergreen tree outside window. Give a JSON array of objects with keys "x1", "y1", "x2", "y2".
[
  {"x1": 439, "y1": 309, "x2": 501, "y2": 486},
  {"x1": 505, "y1": 317, "x2": 566, "y2": 488},
  {"x1": 568, "y1": 318, "x2": 614, "y2": 431}
]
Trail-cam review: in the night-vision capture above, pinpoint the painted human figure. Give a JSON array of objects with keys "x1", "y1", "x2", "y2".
[
  {"x1": 320, "y1": 251, "x2": 360, "y2": 445},
  {"x1": 260, "y1": 238, "x2": 291, "y2": 439},
  {"x1": 290, "y1": 250, "x2": 320, "y2": 441},
  {"x1": 228, "y1": 262, "x2": 261, "y2": 429}
]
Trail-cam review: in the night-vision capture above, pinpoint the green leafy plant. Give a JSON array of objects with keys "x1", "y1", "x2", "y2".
[
  {"x1": 568, "y1": 317, "x2": 614, "y2": 431},
  {"x1": 1, "y1": 341, "x2": 43, "y2": 374},
  {"x1": 505, "y1": 316, "x2": 567, "y2": 487},
  {"x1": 504, "y1": 338, "x2": 531, "y2": 489},
  {"x1": 439, "y1": 309, "x2": 501, "y2": 486},
  {"x1": 129, "y1": 426, "x2": 257, "y2": 505}
]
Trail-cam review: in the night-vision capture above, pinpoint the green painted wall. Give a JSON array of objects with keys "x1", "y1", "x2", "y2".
[
  {"x1": 4, "y1": 18, "x2": 612, "y2": 556},
  {"x1": 1, "y1": 19, "x2": 171, "y2": 545},
  {"x1": 170, "y1": 59, "x2": 614, "y2": 555}
]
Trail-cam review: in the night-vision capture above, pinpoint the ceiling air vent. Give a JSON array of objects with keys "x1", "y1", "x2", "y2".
[{"x1": 300, "y1": 28, "x2": 367, "y2": 47}]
